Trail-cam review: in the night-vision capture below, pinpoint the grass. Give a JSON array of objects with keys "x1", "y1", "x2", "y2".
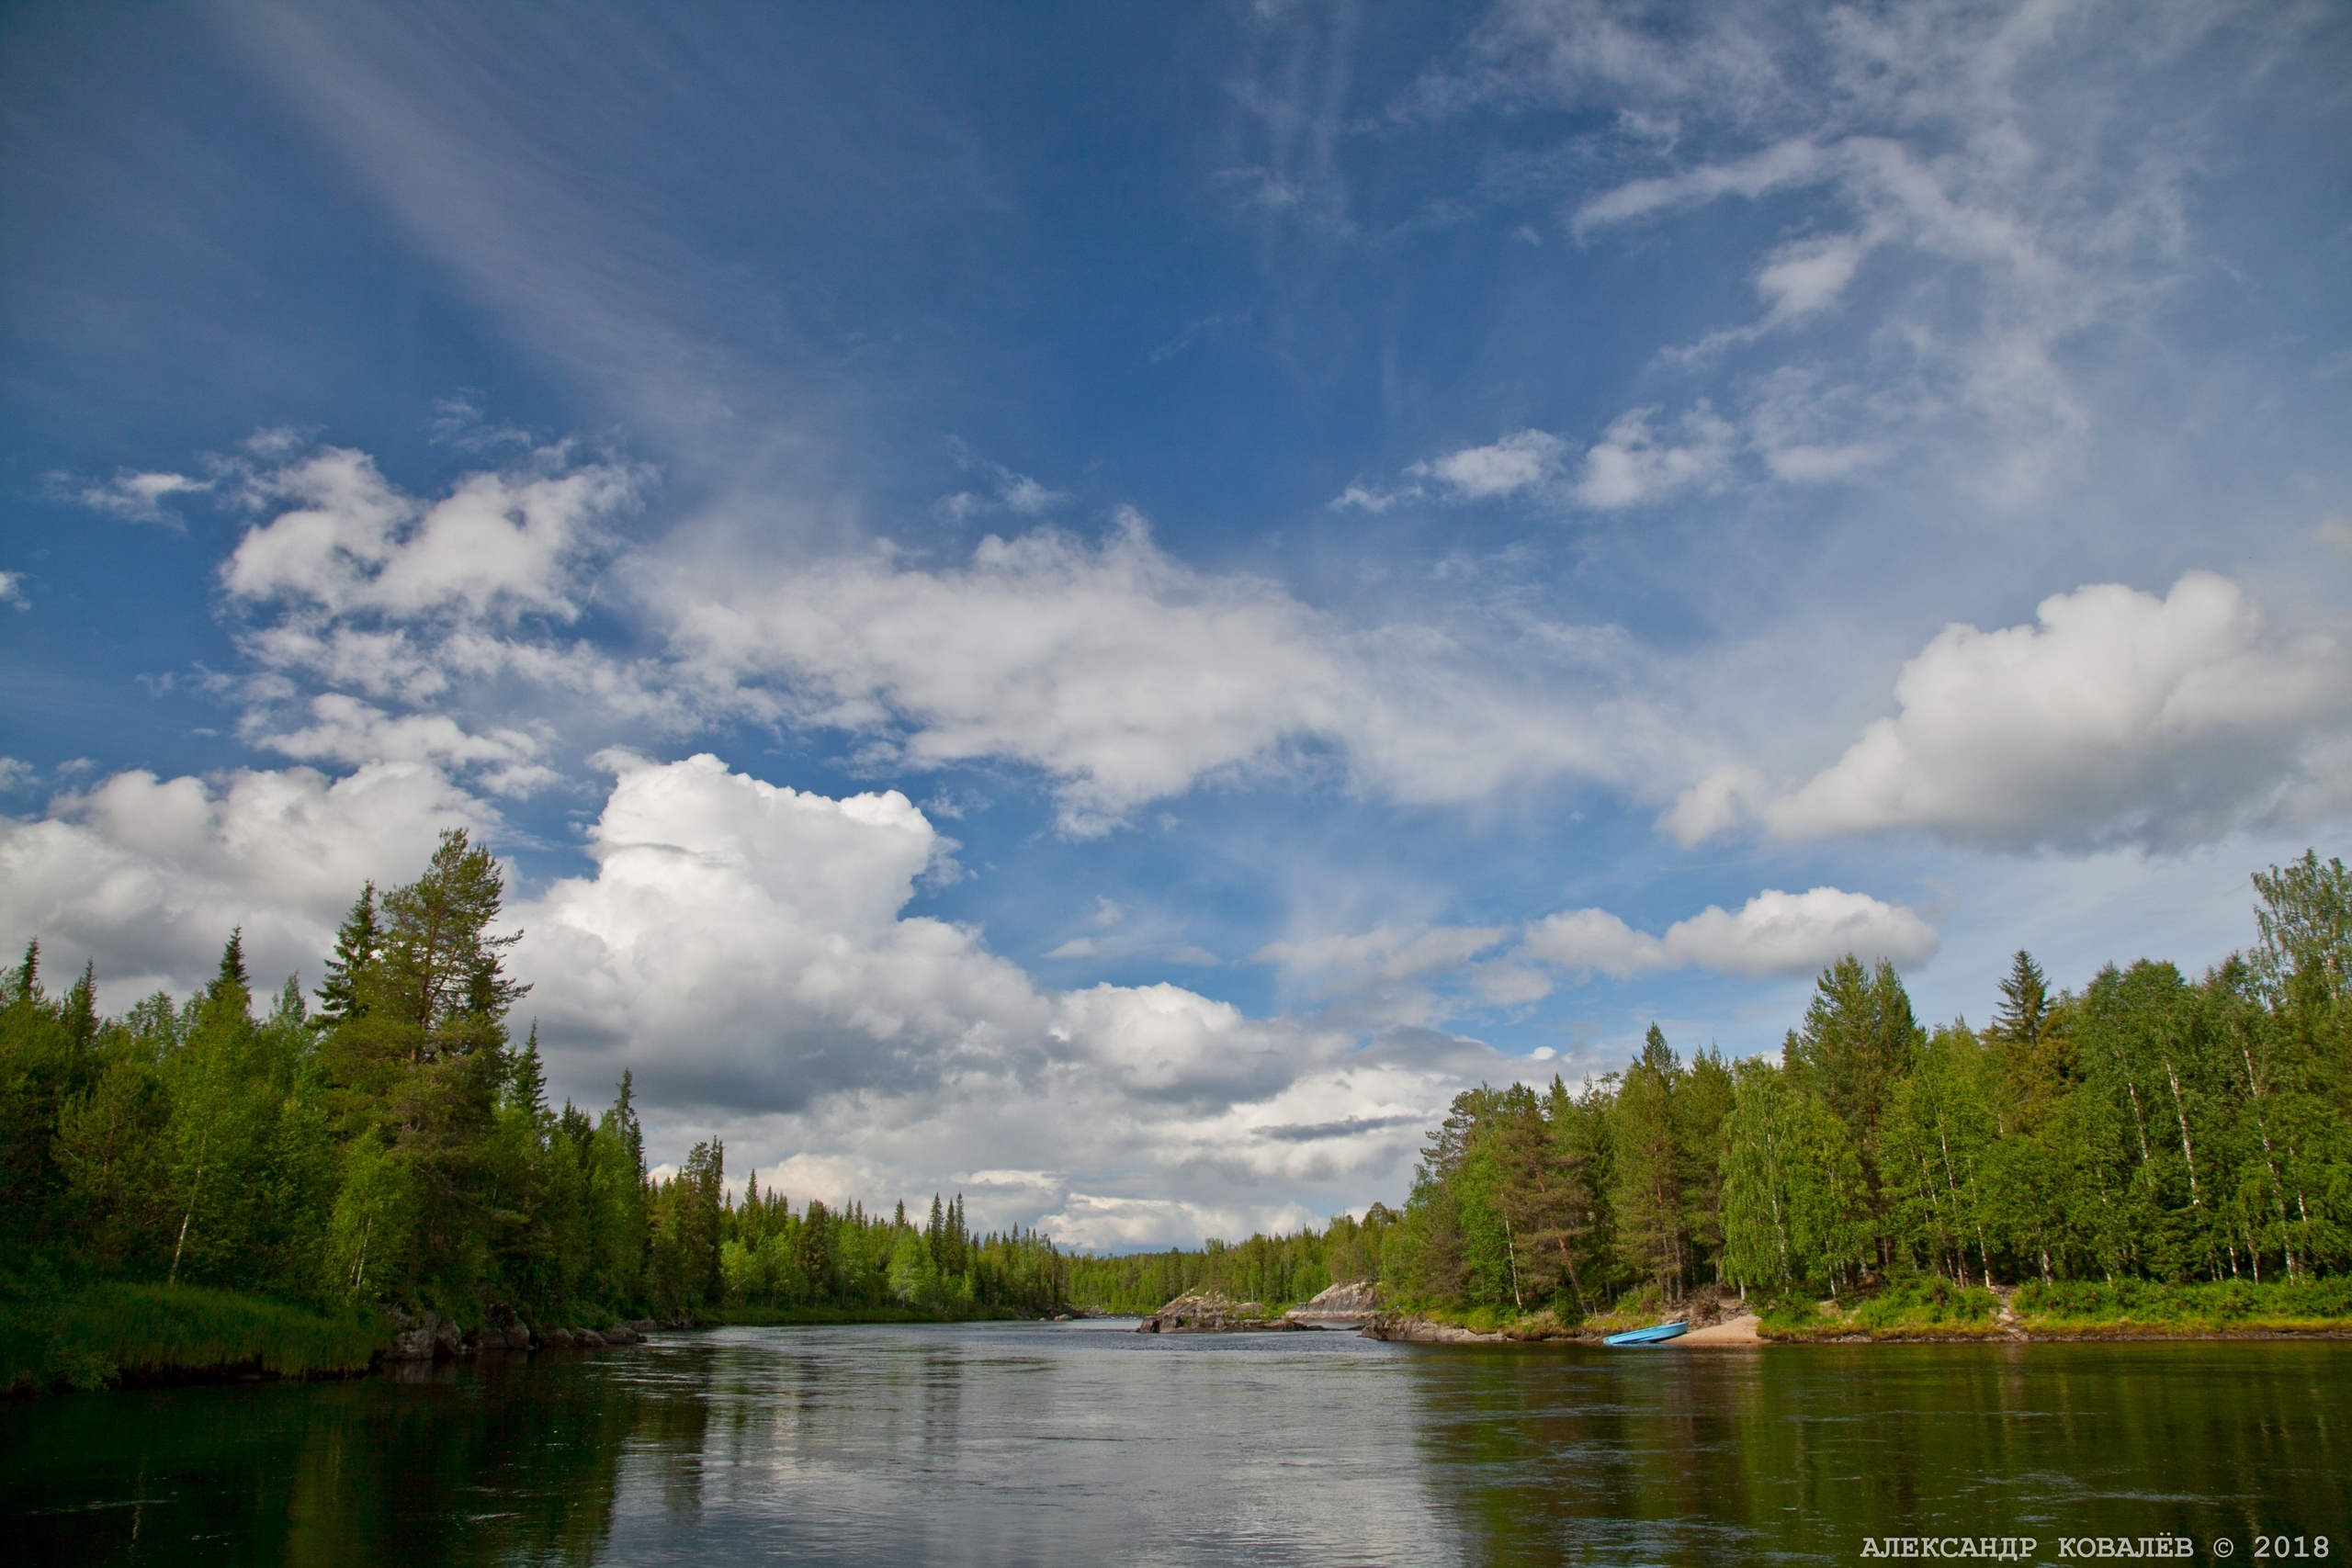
[
  {"x1": 2013, "y1": 1278, "x2": 2352, "y2": 1336},
  {"x1": 2, "y1": 1281, "x2": 388, "y2": 1394},
  {"x1": 1761, "y1": 1278, "x2": 2002, "y2": 1341}
]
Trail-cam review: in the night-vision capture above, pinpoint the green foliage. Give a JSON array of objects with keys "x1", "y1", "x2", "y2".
[
  {"x1": 1350, "y1": 849, "x2": 2352, "y2": 1322},
  {"x1": 2, "y1": 1280, "x2": 385, "y2": 1393},
  {"x1": 2, "y1": 831, "x2": 1067, "y2": 1392},
  {"x1": 1067, "y1": 1209, "x2": 1393, "y2": 1314},
  {"x1": 2013, "y1": 1277, "x2": 2352, "y2": 1331}
]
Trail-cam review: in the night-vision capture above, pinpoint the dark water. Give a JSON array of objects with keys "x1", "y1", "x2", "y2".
[{"x1": 6, "y1": 1321, "x2": 2348, "y2": 1565}]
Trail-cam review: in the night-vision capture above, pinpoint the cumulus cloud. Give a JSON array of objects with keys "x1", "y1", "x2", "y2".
[
  {"x1": 223, "y1": 445, "x2": 639, "y2": 623},
  {"x1": 1521, "y1": 886, "x2": 1939, "y2": 979},
  {"x1": 0, "y1": 750, "x2": 1505, "y2": 1245},
  {"x1": 500, "y1": 753, "x2": 1509, "y2": 1241},
  {"x1": 0, "y1": 761, "x2": 484, "y2": 1001},
  {"x1": 0, "y1": 571, "x2": 25, "y2": 609},
  {"x1": 1248, "y1": 883, "x2": 1939, "y2": 1021},
  {"x1": 1758, "y1": 572, "x2": 2350, "y2": 850}
]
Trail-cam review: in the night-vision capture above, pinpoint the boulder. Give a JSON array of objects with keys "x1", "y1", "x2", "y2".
[
  {"x1": 542, "y1": 1326, "x2": 577, "y2": 1349},
  {"x1": 385, "y1": 1312, "x2": 439, "y2": 1362},
  {"x1": 432, "y1": 1318, "x2": 466, "y2": 1358},
  {"x1": 1360, "y1": 1312, "x2": 1506, "y2": 1344},
  {"x1": 1285, "y1": 1279, "x2": 1380, "y2": 1328},
  {"x1": 1135, "y1": 1290, "x2": 1309, "y2": 1334},
  {"x1": 601, "y1": 1325, "x2": 640, "y2": 1347},
  {"x1": 480, "y1": 1301, "x2": 533, "y2": 1352}
]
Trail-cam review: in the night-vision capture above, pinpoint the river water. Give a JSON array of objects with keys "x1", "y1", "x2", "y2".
[{"x1": 6, "y1": 1320, "x2": 2348, "y2": 1564}]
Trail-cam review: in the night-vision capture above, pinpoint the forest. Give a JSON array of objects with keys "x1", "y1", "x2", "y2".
[
  {"x1": 7, "y1": 839, "x2": 2348, "y2": 1383},
  {"x1": 0, "y1": 829, "x2": 1065, "y2": 1385},
  {"x1": 1067, "y1": 852, "x2": 2352, "y2": 1326}
]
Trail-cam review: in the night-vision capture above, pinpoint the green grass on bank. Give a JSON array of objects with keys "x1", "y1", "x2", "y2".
[
  {"x1": 2013, "y1": 1277, "x2": 2352, "y2": 1335},
  {"x1": 1760, "y1": 1277, "x2": 2002, "y2": 1341},
  {"x1": 3, "y1": 1281, "x2": 388, "y2": 1394}
]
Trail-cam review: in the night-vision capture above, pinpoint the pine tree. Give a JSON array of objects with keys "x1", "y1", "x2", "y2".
[{"x1": 316, "y1": 884, "x2": 381, "y2": 1026}]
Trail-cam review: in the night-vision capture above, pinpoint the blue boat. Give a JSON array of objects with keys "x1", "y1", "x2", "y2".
[{"x1": 1603, "y1": 1321, "x2": 1689, "y2": 1347}]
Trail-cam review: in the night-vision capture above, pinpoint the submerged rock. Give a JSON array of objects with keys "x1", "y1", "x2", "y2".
[
  {"x1": 1284, "y1": 1280, "x2": 1379, "y2": 1328},
  {"x1": 1135, "y1": 1291, "x2": 1311, "y2": 1334}
]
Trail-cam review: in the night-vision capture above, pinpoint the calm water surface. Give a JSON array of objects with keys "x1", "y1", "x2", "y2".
[{"x1": 6, "y1": 1320, "x2": 2348, "y2": 1565}]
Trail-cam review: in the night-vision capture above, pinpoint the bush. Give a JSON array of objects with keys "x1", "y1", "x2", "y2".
[{"x1": 1851, "y1": 1277, "x2": 1997, "y2": 1331}]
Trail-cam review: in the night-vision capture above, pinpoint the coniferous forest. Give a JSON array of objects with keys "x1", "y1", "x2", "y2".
[
  {"x1": 1, "y1": 830, "x2": 1065, "y2": 1391},
  {"x1": 6, "y1": 840, "x2": 2349, "y2": 1388}
]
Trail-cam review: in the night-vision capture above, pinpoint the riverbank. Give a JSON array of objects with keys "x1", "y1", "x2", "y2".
[
  {"x1": 1360, "y1": 1278, "x2": 2352, "y2": 1346},
  {"x1": 2, "y1": 1282, "x2": 387, "y2": 1394},
  {"x1": 3, "y1": 1286, "x2": 1074, "y2": 1395}
]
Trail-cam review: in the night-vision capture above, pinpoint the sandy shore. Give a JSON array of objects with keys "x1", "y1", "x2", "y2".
[{"x1": 1676, "y1": 1313, "x2": 1762, "y2": 1346}]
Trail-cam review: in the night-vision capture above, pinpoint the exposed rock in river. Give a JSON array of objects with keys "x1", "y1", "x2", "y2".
[
  {"x1": 1284, "y1": 1279, "x2": 1379, "y2": 1328},
  {"x1": 1135, "y1": 1291, "x2": 1311, "y2": 1334},
  {"x1": 1361, "y1": 1313, "x2": 1507, "y2": 1344}
]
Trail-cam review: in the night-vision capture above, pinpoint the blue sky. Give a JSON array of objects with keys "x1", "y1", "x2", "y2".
[{"x1": 4, "y1": 1, "x2": 2348, "y2": 1247}]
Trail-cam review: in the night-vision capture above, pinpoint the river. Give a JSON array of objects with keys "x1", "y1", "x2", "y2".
[{"x1": 6, "y1": 1320, "x2": 2348, "y2": 1564}]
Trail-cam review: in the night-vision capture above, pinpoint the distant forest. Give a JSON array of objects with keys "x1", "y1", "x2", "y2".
[
  {"x1": 1069, "y1": 852, "x2": 2352, "y2": 1320},
  {"x1": 0, "y1": 829, "x2": 1065, "y2": 1332},
  {"x1": 6, "y1": 840, "x2": 2346, "y2": 1337}
]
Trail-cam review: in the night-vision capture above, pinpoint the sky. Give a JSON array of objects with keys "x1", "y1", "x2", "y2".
[{"x1": 3, "y1": 0, "x2": 2348, "y2": 1250}]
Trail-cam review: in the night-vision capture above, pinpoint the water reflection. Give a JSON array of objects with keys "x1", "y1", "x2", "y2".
[{"x1": 5, "y1": 1324, "x2": 2346, "y2": 1565}]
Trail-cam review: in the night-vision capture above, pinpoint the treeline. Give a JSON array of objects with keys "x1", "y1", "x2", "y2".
[
  {"x1": 0, "y1": 829, "x2": 1065, "y2": 1348},
  {"x1": 721, "y1": 1183, "x2": 1066, "y2": 1316},
  {"x1": 1075, "y1": 852, "x2": 2352, "y2": 1322},
  {"x1": 1065, "y1": 1211, "x2": 1391, "y2": 1314}
]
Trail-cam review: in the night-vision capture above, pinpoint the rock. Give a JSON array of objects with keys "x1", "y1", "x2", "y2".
[
  {"x1": 1135, "y1": 1290, "x2": 1310, "y2": 1334},
  {"x1": 1285, "y1": 1279, "x2": 1380, "y2": 1328},
  {"x1": 432, "y1": 1319, "x2": 466, "y2": 1359},
  {"x1": 385, "y1": 1311, "x2": 439, "y2": 1361},
  {"x1": 628, "y1": 1318, "x2": 661, "y2": 1334},
  {"x1": 479, "y1": 1301, "x2": 533, "y2": 1352},
  {"x1": 542, "y1": 1326, "x2": 576, "y2": 1349},
  {"x1": 1361, "y1": 1312, "x2": 1507, "y2": 1344},
  {"x1": 601, "y1": 1325, "x2": 640, "y2": 1347}
]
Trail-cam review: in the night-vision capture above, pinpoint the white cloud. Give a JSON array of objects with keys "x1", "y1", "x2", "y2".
[
  {"x1": 78, "y1": 468, "x2": 210, "y2": 525},
  {"x1": 1521, "y1": 886, "x2": 1940, "y2": 979},
  {"x1": 1755, "y1": 232, "x2": 1868, "y2": 322},
  {"x1": 0, "y1": 571, "x2": 25, "y2": 609},
  {"x1": 1431, "y1": 2, "x2": 2255, "y2": 511},
  {"x1": 1569, "y1": 404, "x2": 1736, "y2": 509},
  {"x1": 1573, "y1": 137, "x2": 1831, "y2": 235},
  {"x1": 1761, "y1": 572, "x2": 2351, "y2": 850},
  {"x1": 223, "y1": 445, "x2": 639, "y2": 623},
  {"x1": 0, "y1": 761, "x2": 484, "y2": 1002},
  {"x1": 1413, "y1": 428, "x2": 1567, "y2": 501},
  {"x1": 0, "y1": 750, "x2": 1591, "y2": 1247},
  {"x1": 1255, "y1": 922, "x2": 1509, "y2": 990},
  {"x1": 499, "y1": 753, "x2": 1510, "y2": 1239},
  {"x1": 658, "y1": 509, "x2": 1675, "y2": 831},
  {"x1": 248, "y1": 694, "x2": 559, "y2": 797}
]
